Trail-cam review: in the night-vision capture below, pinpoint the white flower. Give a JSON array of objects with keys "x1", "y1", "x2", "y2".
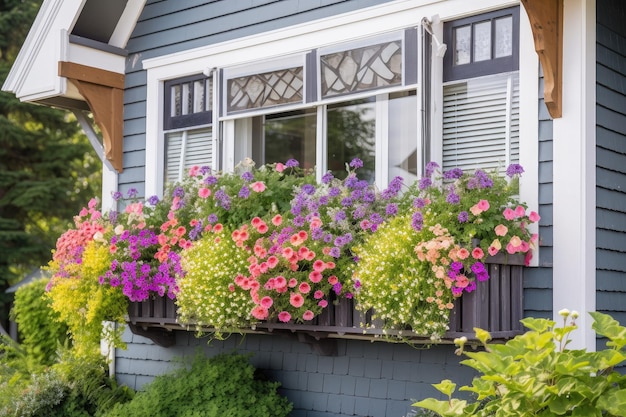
[{"x1": 558, "y1": 308, "x2": 570, "y2": 318}]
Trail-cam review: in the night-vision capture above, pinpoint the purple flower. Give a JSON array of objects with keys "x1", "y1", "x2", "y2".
[
  {"x1": 334, "y1": 210, "x2": 347, "y2": 222},
  {"x1": 311, "y1": 227, "x2": 324, "y2": 240},
  {"x1": 173, "y1": 186, "x2": 185, "y2": 198},
  {"x1": 333, "y1": 282, "x2": 343, "y2": 294},
  {"x1": 425, "y1": 161, "x2": 440, "y2": 177},
  {"x1": 345, "y1": 175, "x2": 358, "y2": 189},
  {"x1": 370, "y1": 213, "x2": 383, "y2": 225},
  {"x1": 205, "y1": 176, "x2": 218, "y2": 186},
  {"x1": 301, "y1": 184, "x2": 316, "y2": 195},
  {"x1": 352, "y1": 205, "x2": 366, "y2": 219},
  {"x1": 419, "y1": 177, "x2": 432, "y2": 190},
  {"x1": 446, "y1": 190, "x2": 460, "y2": 204},
  {"x1": 443, "y1": 168, "x2": 464, "y2": 180},
  {"x1": 385, "y1": 203, "x2": 398, "y2": 216},
  {"x1": 112, "y1": 191, "x2": 123, "y2": 201},
  {"x1": 475, "y1": 170, "x2": 493, "y2": 188},
  {"x1": 207, "y1": 213, "x2": 218, "y2": 224},
  {"x1": 413, "y1": 198, "x2": 426, "y2": 208},
  {"x1": 451, "y1": 262, "x2": 463, "y2": 272},
  {"x1": 353, "y1": 280, "x2": 361, "y2": 290},
  {"x1": 200, "y1": 166, "x2": 211, "y2": 175},
  {"x1": 506, "y1": 163, "x2": 525, "y2": 178},
  {"x1": 349, "y1": 158, "x2": 363, "y2": 169},
  {"x1": 127, "y1": 188, "x2": 139, "y2": 198},
  {"x1": 238, "y1": 186, "x2": 250, "y2": 198},
  {"x1": 329, "y1": 247, "x2": 341, "y2": 258},
  {"x1": 411, "y1": 211, "x2": 423, "y2": 231},
  {"x1": 148, "y1": 195, "x2": 160, "y2": 205},
  {"x1": 109, "y1": 211, "x2": 118, "y2": 224},
  {"x1": 241, "y1": 171, "x2": 254, "y2": 182},
  {"x1": 471, "y1": 262, "x2": 486, "y2": 274},
  {"x1": 322, "y1": 171, "x2": 334, "y2": 184},
  {"x1": 293, "y1": 216, "x2": 305, "y2": 227},
  {"x1": 285, "y1": 159, "x2": 299, "y2": 168},
  {"x1": 341, "y1": 197, "x2": 353, "y2": 207},
  {"x1": 458, "y1": 211, "x2": 469, "y2": 223},
  {"x1": 328, "y1": 187, "x2": 341, "y2": 197}
]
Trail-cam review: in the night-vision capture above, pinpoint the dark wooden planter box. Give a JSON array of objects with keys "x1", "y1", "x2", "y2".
[{"x1": 127, "y1": 254, "x2": 525, "y2": 346}]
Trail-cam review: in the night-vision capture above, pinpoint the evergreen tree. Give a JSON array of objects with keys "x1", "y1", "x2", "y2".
[{"x1": 0, "y1": 0, "x2": 102, "y2": 329}]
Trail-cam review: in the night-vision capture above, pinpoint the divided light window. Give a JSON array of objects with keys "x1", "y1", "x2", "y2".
[
  {"x1": 442, "y1": 7, "x2": 520, "y2": 175},
  {"x1": 163, "y1": 74, "x2": 213, "y2": 185}
]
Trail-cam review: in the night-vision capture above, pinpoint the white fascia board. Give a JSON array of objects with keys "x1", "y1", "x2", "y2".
[
  {"x1": 143, "y1": 0, "x2": 519, "y2": 72},
  {"x1": 552, "y1": 0, "x2": 596, "y2": 350},
  {"x1": 66, "y1": 43, "x2": 126, "y2": 74},
  {"x1": 2, "y1": 0, "x2": 85, "y2": 99},
  {"x1": 109, "y1": 0, "x2": 147, "y2": 48}
]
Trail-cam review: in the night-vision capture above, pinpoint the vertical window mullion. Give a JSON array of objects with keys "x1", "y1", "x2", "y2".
[
  {"x1": 504, "y1": 74, "x2": 513, "y2": 167},
  {"x1": 375, "y1": 94, "x2": 389, "y2": 190},
  {"x1": 178, "y1": 130, "x2": 188, "y2": 182},
  {"x1": 316, "y1": 104, "x2": 326, "y2": 183}
]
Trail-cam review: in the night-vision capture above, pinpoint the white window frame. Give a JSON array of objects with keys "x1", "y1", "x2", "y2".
[{"x1": 142, "y1": 1, "x2": 536, "y2": 253}]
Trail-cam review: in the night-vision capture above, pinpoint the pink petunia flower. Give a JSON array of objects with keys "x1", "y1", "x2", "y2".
[
  {"x1": 298, "y1": 282, "x2": 311, "y2": 293},
  {"x1": 275, "y1": 162, "x2": 285, "y2": 172},
  {"x1": 278, "y1": 311, "x2": 292, "y2": 322},
  {"x1": 288, "y1": 278, "x2": 298, "y2": 288},
  {"x1": 529, "y1": 211, "x2": 541, "y2": 222},
  {"x1": 477, "y1": 199, "x2": 490, "y2": 211},
  {"x1": 272, "y1": 214, "x2": 283, "y2": 226},
  {"x1": 198, "y1": 187, "x2": 211, "y2": 198},
  {"x1": 302, "y1": 310, "x2": 314, "y2": 321},
  {"x1": 290, "y1": 293, "x2": 305, "y2": 308},
  {"x1": 309, "y1": 271, "x2": 322, "y2": 283},
  {"x1": 318, "y1": 300, "x2": 328, "y2": 308},
  {"x1": 260, "y1": 296, "x2": 273, "y2": 309},
  {"x1": 250, "y1": 181, "x2": 266, "y2": 192},
  {"x1": 471, "y1": 247, "x2": 484, "y2": 259},
  {"x1": 515, "y1": 205, "x2": 526, "y2": 217},
  {"x1": 314, "y1": 290, "x2": 324, "y2": 299},
  {"x1": 188, "y1": 165, "x2": 200, "y2": 177},
  {"x1": 503, "y1": 207, "x2": 516, "y2": 220},
  {"x1": 251, "y1": 306, "x2": 269, "y2": 320}
]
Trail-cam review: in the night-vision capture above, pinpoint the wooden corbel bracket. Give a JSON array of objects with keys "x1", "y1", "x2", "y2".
[
  {"x1": 58, "y1": 61, "x2": 125, "y2": 172},
  {"x1": 521, "y1": 0, "x2": 563, "y2": 119}
]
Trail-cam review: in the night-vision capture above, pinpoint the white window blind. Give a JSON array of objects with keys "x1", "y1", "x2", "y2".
[
  {"x1": 442, "y1": 72, "x2": 519, "y2": 174},
  {"x1": 165, "y1": 128, "x2": 213, "y2": 184}
]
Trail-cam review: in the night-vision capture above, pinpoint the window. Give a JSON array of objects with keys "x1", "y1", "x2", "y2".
[
  {"x1": 226, "y1": 30, "x2": 418, "y2": 187},
  {"x1": 442, "y1": 7, "x2": 520, "y2": 175},
  {"x1": 163, "y1": 74, "x2": 213, "y2": 184}
]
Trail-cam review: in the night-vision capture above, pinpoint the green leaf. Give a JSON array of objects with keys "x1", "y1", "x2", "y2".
[
  {"x1": 521, "y1": 317, "x2": 555, "y2": 332},
  {"x1": 432, "y1": 379, "x2": 457, "y2": 397},
  {"x1": 597, "y1": 388, "x2": 626, "y2": 416},
  {"x1": 412, "y1": 398, "x2": 467, "y2": 416},
  {"x1": 591, "y1": 311, "x2": 626, "y2": 350}
]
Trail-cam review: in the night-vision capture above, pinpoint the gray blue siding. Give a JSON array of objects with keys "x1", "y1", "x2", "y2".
[
  {"x1": 116, "y1": 328, "x2": 476, "y2": 417},
  {"x1": 522, "y1": 66, "x2": 554, "y2": 320},
  {"x1": 596, "y1": 0, "x2": 626, "y2": 337}
]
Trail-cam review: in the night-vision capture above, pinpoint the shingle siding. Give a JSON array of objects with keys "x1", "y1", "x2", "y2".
[
  {"x1": 596, "y1": 0, "x2": 626, "y2": 343},
  {"x1": 115, "y1": 327, "x2": 476, "y2": 417}
]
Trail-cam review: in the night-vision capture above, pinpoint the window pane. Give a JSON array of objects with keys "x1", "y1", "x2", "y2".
[
  {"x1": 193, "y1": 80, "x2": 205, "y2": 113},
  {"x1": 320, "y1": 40, "x2": 402, "y2": 98},
  {"x1": 495, "y1": 16, "x2": 513, "y2": 58},
  {"x1": 227, "y1": 67, "x2": 304, "y2": 113},
  {"x1": 264, "y1": 111, "x2": 317, "y2": 170},
  {"x1": 205, "y1": 78, "x2": 213, "y2": 112},
  {"x1": 181, "y1": 83, "x2": 191, "y2": 115},
  {"x1": 171, "y1": 85, "x2": 181, "y2": 117},
  {"x1": 327, "y1": 99, "x2": 375, "y2": 182},
  {"x1": 473, "y1": 21, "x2": 491, "y2": 62},
  {"x1": 453, "y1": 25, "x2": 471, "y2": 65},
  {"x1": 388, "y1": 91, "x2": 418, "y2": 183}
]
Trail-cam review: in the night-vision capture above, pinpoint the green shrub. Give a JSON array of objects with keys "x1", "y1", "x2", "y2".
[
  {"x1": 11, "y1": 277, "x2": 68, "y2": 365},
  {"x1": 414, "y1": 310, "x2": 626, "y2": 416},
  {"x1": 0, "y1": 349, "x2": 132, "y2": 417},
  {"x1": 105, "y1": 353, "x2": 292, "y2": 417}
]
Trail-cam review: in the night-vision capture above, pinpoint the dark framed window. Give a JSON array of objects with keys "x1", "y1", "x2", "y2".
[
  {"x1": 164, "y1": 74, "x2": 212, "y2": 130},
  {"x1": 443, "y1": 6, "x2": 519, "y2": 82}
]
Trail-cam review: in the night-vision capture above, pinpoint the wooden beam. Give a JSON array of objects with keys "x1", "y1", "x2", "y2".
[
  {"x1": 59, "y1": 62, "x2": 124, "y2": 172},
  {"x1": 521, "y1": 0, "x2": 563, "y2": 119}
]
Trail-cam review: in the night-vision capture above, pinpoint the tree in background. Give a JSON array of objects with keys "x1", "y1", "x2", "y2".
[{"x1": 0, "y1": 0, "x2": 102, "y2": 331}]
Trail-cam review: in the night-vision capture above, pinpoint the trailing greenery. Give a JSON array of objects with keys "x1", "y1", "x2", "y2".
[
  {"x1": 11, "y1": 277, "x2": 68, "y2": 365},
  {"x1": 104, "y1": 353, "x2": 292, "y2": 417},
  {"x1": 414, "y1": 310, "x2": 626, "y2": 416}
]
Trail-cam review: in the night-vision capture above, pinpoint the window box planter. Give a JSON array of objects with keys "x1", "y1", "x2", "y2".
[{"x1": 127, "y1": 254, "x2": 524, "y2": 347}]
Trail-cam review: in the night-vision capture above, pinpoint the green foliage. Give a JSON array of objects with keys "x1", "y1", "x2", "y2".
[
  {"x1": 0, "y1": 349, "x2": 133, "y2": 417},
  {"x1": 0, "y1": 335, "x2": 47, "y2": 411},
  {"x1": 414, "y1": 311, "x2": 626, "y2": 416},
  {"x1": 11, "y1": 277, "x2": 68, "y2": 364},
  {"x1": 105, "y1": 353, "x2": 292, "y2": 417},
  {"x1": 0, "y1": 0, "x2": 101, "y2": 329}
]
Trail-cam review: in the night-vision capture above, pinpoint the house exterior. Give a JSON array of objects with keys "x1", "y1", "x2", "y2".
[{"x1": 4, "y1": 0, "x2": 625, "y2": 416}]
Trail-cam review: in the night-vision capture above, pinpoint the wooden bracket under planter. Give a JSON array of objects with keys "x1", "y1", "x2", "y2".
[{"x1": 126, "y1": 255, "x2": 525, "y2": 349}]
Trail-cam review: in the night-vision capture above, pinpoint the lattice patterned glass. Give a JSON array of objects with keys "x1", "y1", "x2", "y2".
[
  {"x1": 320, "y1": 40, "x2": 402, "y2": 98},
  {"x1": 227, "y1": 67, "x2": 304, "y2": 113}
]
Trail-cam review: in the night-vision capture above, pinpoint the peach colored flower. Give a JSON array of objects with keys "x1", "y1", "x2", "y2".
[
  {"x1": 470, "y1": 204, "x2": 482, "y2": 216},
  {"x1": 309, "y1": 271, "x2": 322, "y2": 283},
  {"x1": 272, "y1": 214, "x2": 283, "y2": 226},
  {"x1": 457, "y1": 248, "x2": 470, "y2": 259},
  {"x1": 495, "y1": 224, "x2": 508, "y2": 236},
  {"x1": 310, "y1": 216, "x2": 322, "y2": 229}
]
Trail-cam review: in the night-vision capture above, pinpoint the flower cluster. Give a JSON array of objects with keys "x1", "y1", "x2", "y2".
[
  {"x1": 351, "y1": 214, "x2": 455, "y2": 338},
  {"x1": 401, "y1": 163, "x2": 540, "y2": 293},
  {"x1": 230, "y1": 214, "x2": 339, "y2": 323}
]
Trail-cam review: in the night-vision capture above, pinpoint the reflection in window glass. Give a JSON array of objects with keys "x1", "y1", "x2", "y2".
[
  {"x1": 495, "y1": 16, "x2": 513, "y2": 58},
  {"x1": 193, "y1": 81, "x2": 205, "y2": 113},
  {"x1": 182, "y1": 83, "x2": 190, "y2": 115},
  {"x1": 473, "y1": 21, "x2": 491, "y2": 62},
  {"x1": 454, "y1": 25, "x2": 471, "y2": 65},
  {"x1": 388, "y1": 91, "x2": 418, "y2": 184},
  {"x1": 327, "y1": 100, "x2": 376, "y2": 182},
  {"x1": 263, "y1": 111, "x2": 317, "y2": 170},
  {"x1": 171, "y1": 85, "x2": 181, "y2": 117}
]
